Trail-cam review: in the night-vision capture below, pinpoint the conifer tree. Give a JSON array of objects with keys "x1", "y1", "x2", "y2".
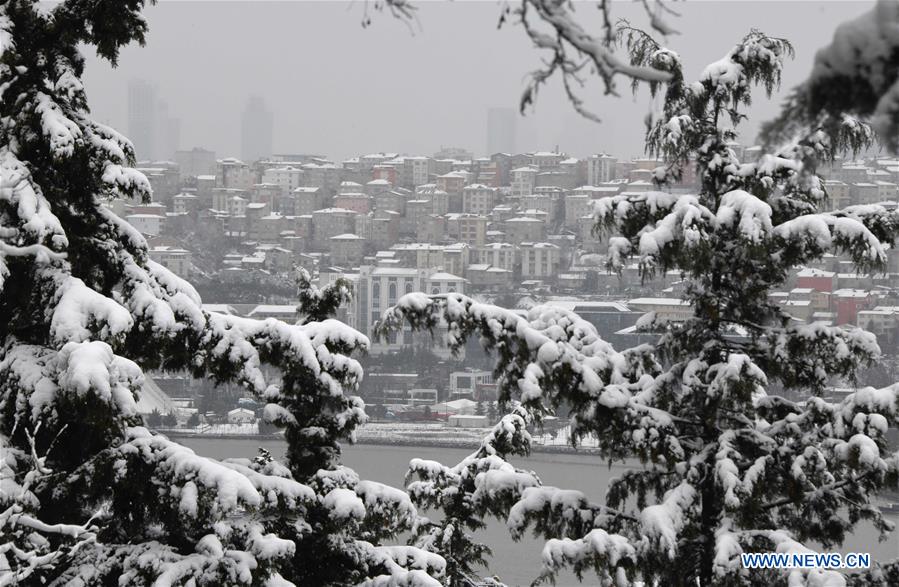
[
  {"x1": 382, "y1": 29, "x2": 899, "y2": 586},
  {"x1": 0, "y1": 2, "x2": 444, "y2": 584}
]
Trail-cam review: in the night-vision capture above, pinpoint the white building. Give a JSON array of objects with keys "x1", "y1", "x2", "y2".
[
  {"x1": 172, "y1": 193, "x2": 199, "y2": 215},
  {"x1": 247, "y1": 305, "x2": 299, "y2": 322},
  {"x1": 216, "y1": 157, "x2": 254, "y2": 190},
  {"x1": 587, "y1": 153, "x2": 617, "y2": 185},
  {"x1": 450, "y1": 370, "x2": 493, "y2": 397},
  {"x1": 406, "y1": 156, "x2": 430, "y2": 187},
  {"x1": 520, "y1": 242, "x2": 560, "y2": 279},
  {"x1": 627, "y1": 297, "x2": 693, "y2": 323},
  {"x1": 227, "y1": 408, "x2": 256, "y2": 424},
  {"x1": 474, "y1": 242, "x2": 517, "y2": 272},
  {"x1": 356, "y1": 266, "x2": 465, "y2": 353},
  {"x1": 510, "y1": 165, "x2": 538, "y2": 197},
  {"x1": 125, "y1": 214, "x2": 164, "y2": 236},
  {"x1": 262, "y1": 166, "x2": 304, "y2": 194},
  {"x1": 148, "y1": 245, "x2": 192, "y2": 278}
]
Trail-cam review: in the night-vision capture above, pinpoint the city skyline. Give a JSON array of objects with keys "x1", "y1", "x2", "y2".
[{"x1": 84, "y1": 2, "x2": 874, "y2": 162}]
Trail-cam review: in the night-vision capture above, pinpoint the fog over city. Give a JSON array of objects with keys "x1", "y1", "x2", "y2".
[{"x1": 83, "y1": 1, "x2": 872, "y2": 160}]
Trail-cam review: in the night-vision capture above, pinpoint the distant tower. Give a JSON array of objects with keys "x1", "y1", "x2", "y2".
[
  {"x1": 241, "y1": 96, "x2": 273, "y2": 163},
  {"x1": 127, "y1": 79, "x2": 157, "y2": 161},
  {"x1": 156, "y1": 100, "x2": 181, "y2": 162},
  {"x1": 486, "y1": 107, "x2": 516, "y2": 156}
]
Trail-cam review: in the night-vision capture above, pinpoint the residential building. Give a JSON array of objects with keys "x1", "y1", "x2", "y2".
[
  {"x1": 175, "y1": 147, "x2": 216, "y2": 179},
  {"x1": 333, "y1": 192, "x2": 372, "y2": 214},
  {"x1": 311, "y1": 208, "x2": 358, "y2": 248},
  {"x1": 447, "y1": 214, "x2": 488, "y2": 246},
  {"x1": 462, "y1": 184, "x2": 498, "y2": 215},
  {"x1": 504, "y1": 216, "x2": 546, "y2": 244},
  {"x1": 465, "y1": 264, "x2": 513, "y2": 291},
  {"x1": 261, "y1": 166, "x2": 304, "y2": 194},
  {"x1": 330, "y1": 233, "x2": 367, "y2": 266},
  {"x1": 519, "y1": 242, "x2": 560, "y2": 279},
  {"x1": 436, "y1": 171, "x2": 469, "y2": 212},
  {"x1": 216, "y1": 158, "x2": 254, "y2": 191},
  {"x1": 510, "y1": 165, "x2": 538, "y2": 197},
  {"x1": 292, "y1": 186, "x2": 325, "y2": 216},
  {"x1": 125, "y1": 214, "x2": 164, "y2": 236},
  {"x1": 474, "y1": 242, "x2": 517, "y2": 272},
  {"x1": 405, "y1": 156, "x2": 431, "y2": 188},
  {"x1": 172, "y1": 193, "x2": 200, "y2": 216}
]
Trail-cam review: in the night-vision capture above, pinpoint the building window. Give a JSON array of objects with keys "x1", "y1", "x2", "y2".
[{"x1": 388, "y1": 282, "x2": 397, "y2": 305}]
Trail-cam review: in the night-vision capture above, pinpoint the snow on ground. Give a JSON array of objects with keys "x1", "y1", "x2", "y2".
[
  {"x1": 158, "y1": 420, "x2": 599, "y2": 450},
  {"x1": 163, "y1": 422, "x2": 260, "y2": 436},
  {"x1": 356, "y1": 422, "x2": 598, "y2": 448}
]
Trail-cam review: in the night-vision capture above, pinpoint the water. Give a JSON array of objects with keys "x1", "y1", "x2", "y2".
[{"x1": 180, "y1": 437, "x2": 899, "y2": 586}]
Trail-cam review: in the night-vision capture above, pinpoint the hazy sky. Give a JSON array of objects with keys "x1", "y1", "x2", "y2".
[{"x1": 82, "y1": 1, "x2": 874, "y2": 161}]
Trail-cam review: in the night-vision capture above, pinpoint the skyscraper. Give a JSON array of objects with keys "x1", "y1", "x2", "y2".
[
  {"x1": 486, "y1": 107, "x2": 516, "y2": 156},
  {"x1": 241, "y1": 96, "x2": 273, "y2": 163},
  {"x1": 127, "y1": 79, "x2": 157, "y2": 161}
]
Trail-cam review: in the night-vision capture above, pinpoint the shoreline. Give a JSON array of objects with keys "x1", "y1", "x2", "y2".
[{"x1": 161, "y1": 429, "x2": 603, "y2": 455}]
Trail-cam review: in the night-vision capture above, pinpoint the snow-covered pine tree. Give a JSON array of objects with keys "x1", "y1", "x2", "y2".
[
  {"x1": 763, "y1": 0, "x2": 899, "y2": 154},
  {"x1": 0, "y1": 2, "x2": 444, "y2": 585},
  {"x1": 404, "y1": 405, "x2": 538, "y2": 586},
  {"x1": 381, "y1": 29, "x2": 899, "y2": 586}
]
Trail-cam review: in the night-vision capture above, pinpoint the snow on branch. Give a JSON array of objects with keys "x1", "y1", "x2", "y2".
[
  {"x1": 593, "y1": 190, "x2": 714, "y2": 275},
  {"x1": 0, "y1": 433, "x2": 100, "y2": 586},
  {"x1": 398, "y1": 407, "x2": 543, "y2": 584},
  {"x1": 0, "y1": 152, "x2": 67, "y2": 261},
  {"x1": 592, "y1": 188, "x2": 896, "y2": 281},
  {"x1": 773, "y1": 211, "x2": 890, "y2": 273},
  {"x1": 296, "y1": 267, "x2": 353, "y2": 325},
  {"x1": 758, "y1": 321, "x2": 880, "y2": 391},
  {"x1": 763, "y1": 0, "x2": 899, "y2": 153},
  {"x1": 510, "y1": 0, "x2": 675, "y2": 121},
  {"x1": 538, "y1": 528, "x2": 635, "y2": 585},
  {"x1": 356, "y1": 545, "x2": 446, "y2": 587},
  {"x1": 379, "y1": 292, "x2": 636, "y2": 412}
]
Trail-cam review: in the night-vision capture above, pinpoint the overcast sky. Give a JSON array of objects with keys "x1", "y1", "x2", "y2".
[{"x1": 82, "y1": 1, "x2": 873, "y2": 161}]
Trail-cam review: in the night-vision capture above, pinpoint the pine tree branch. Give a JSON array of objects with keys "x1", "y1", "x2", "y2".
[{"x1": 759, "y1": 474, "x2": 871, "y2": 511}]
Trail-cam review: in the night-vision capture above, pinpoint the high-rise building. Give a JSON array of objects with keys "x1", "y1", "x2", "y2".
[
  {"x1": 486, "y1": 107, "x2": 516, "y2": 156},
  {"x1": 128, "y1": 80, "x2": 180, "y2": 161},
  {"x1": 128, "y1": 79, "x2": 157, "y2": 161},
  {"x1": 241, "y1": 96, "x2": 273, "y2": 163}
]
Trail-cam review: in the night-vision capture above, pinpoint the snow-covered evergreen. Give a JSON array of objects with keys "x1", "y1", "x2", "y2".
[
  {"x1": 381, "y1": 29, "x2": 899, "y2": 586},
  {"x1": 764, "y1": 0, "x2": 899, "y2": 154},
  {"x1": 0, "y1": 2, "x2": 443, "y2": 584}
]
